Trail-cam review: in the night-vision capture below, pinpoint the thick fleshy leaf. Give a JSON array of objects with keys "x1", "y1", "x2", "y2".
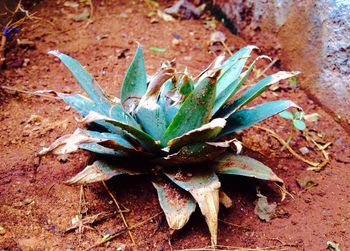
[
  {"x1": 177, "y1": 74, "x2": 194, "y2": 97},
  {"x1": 216, "y1": 46, "x2": 257, "y2": 99},
  {"x1": 220, "y1": 45, "x2": 258, "y2": 72},
  {"x1": 79, "y1": 143, "x2": 128, "y2": 157},
  {"x1": 109, "y1": 104, "x2": 141, "y2": 129},
  {"x1": 160, "y1": 70, "x2": 220, "y2": 146},
  {"x1": 218, "y1": 71, "x2": 300, "y2": 118},
  {"x1": 120, "y1": 44, "x2": 147, "y2": 113},
  {"x1": 81, "y1": 111, "x2": 160, "y2": 151},
  {"x1": 135, "y1": 66, "x2": 174, "y2": 139},
  {"x1": 66, "y1": 160, "x2": 142, "y2": 185},
  {"x1": 214, "y1": 153, "x2": 283, "y2": 183},
  {"x1": 167, "y1": 118, "x2": 226, "y2": 153},
  {"x1": 158, "y1": 140, "x2": 235, "y2": 166},
  {"x1": 38, "y1": 128, "x2": 104, "y2": 156},
  {"x1": 58, "y1": 93, "x2": 97, "y2": 116},
  {"x1": 220, "y1": 100, "x2": 300, "y2": 137},
  {"x1": 48, "y1": 51, "x2": 110, "y2": 113},
  {"x1": 194, "y1": 55, "x2": 225, "y2": 83},
  {"x1": 152, "y1": 179, "x2": 196, "y2": 231},
  {"x1": 80, "y1": 129, "x2": 147, "y2": 156},
  {"x1": 135, "y1": 103, "x2": 167, "y2": 140},
  {"x1": 164, "y1": 168, "x2": 221, "y2": 246},
  {"x1": 58, "y1": 93, "x2": 120, "y2": 132},
  {"x1": 58, "y1": 93, "x2": 132, "y2": 133},
  {"x1": 213, "y1": 56, "x2": 268, "y2": 115},
  {"x1": 158, "y1": 78, "x2": 179, "y2": 126}
]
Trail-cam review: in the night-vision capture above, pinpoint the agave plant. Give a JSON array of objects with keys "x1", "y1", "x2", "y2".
[{"x1": 39, "y1": 44, "x2": 299, "y2": 246}]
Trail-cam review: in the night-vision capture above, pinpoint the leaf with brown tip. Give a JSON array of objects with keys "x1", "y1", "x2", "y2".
[
  {"x1": 152, "y1": 178, "x2": 196, "y2": 231},
  {"x1": 167, "y1": 118, "x2": 226, "y2": 153},
  {"x1": 164, "y1": 168, "x2": 221, "y2": 246},
  {"x1": 214, "y1": 153, "x2": 284, "y2": 183},
  {"x1": 66, "y1": 160, "x2": 142, "y2": 185}
]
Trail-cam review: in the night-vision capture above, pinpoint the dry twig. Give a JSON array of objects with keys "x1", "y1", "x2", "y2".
[{"x1": 102, "y1": 181, "x2": 135, "y2": 244}]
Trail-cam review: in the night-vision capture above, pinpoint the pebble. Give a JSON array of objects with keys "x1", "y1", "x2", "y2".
[
  {"x1": 299, "y1": 146, "x2": 310, "y2": 155},
  {"x1": 172, "y1": 38, "x2": 181, "y2": 46}
]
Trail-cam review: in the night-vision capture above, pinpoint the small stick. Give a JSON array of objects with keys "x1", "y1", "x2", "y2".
[
  {"x1": 253, "y1": 125, "x2": 320, "y2": 167},
  {"x1": 0, "y1": 86, "x2": 59, "y2": 99},
  {"x1": 86, "y1": 211, "x2": 163, "y2": 250},
  {"x1": 102, "y1": 181, "x2": 135, "y2": 244},
  {"x1": 281, "y1": 124, "x2": 294, "y2": 151},
  {"x1": 218, "y1": 219, "x2": 249, "y2": 230},
  {"x1": 219, "y1": 40, "x2": 233, "y2": 56},
  {"x1": 256, "y1": 58, "x2": 279, "y2": 79}
]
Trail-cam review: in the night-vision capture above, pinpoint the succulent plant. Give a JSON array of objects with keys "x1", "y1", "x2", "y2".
[{"x1": 39, "y1": 44, "x2": 299, "y2": 246}]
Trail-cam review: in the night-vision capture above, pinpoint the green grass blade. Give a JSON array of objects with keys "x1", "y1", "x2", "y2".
[
  {"x1": 160, "y1": 70, "x2": 220, "y2": 146},
  {"x1": 48, "y1": 51, "x2": 110, "y2": 113},
  {"x1": 152, "y1": 179, "x2": 196, "y2": 231},
  {"x1": 120, "y1": 44, "x2": 147, "y2": 113},
  {"x1": 220, "y1": 100, "x2": 299, "y2": 137},
  {"x1": 214, "y1": 153, "x2": 283, "y2": 183}
]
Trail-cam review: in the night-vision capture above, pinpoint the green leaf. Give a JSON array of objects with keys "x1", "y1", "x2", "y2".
[
  {"x1": 152, "y1": 178, "x2": 196, "y2": 231},
  {"x1": 158, "y1": 140, "x2": 232, "y2": 166},
  {"x1": 220, "y1": 45, "x2": 258, "y2": 72},
  {"x1": 135, "y1": 67, "x2": 174, "y2": 139},
  {"x1": 164, "y1": 168, "x2": 221, "y2": 246},
  {"x1": 216, "y1": 46, "x2": 257, "y2": 98},
  {"x1": 160, "y1": 70, "x2": 220, "y2": 146},
  {"x1": 79, "y1": 143, "x2": 128, "y2": 157},
  {"x1": 158, "y1": 78, "x2": 179, "y2": 126},
  {"x1": 149, "y1": 47, "x2": 167, "y2": 53},
  {"x1": 213, "y1": 55, "x2": 267, "y2": 115},
  {"x1": 109, "y1": 104, "x2": 141, "y2": 129},
  {"x1": 218, "y1": 71, "x2": 300, "y2": 118},
  {"x1": 81, "y1": 129, "x2": 135, "y2": 149},
  {"x1": 279, "y1": 111, "x2": 294, "y2": 120},
  {"x1": 66, "y1": 160, "x2": 142, "y2": 185},
  {"x1": 293, "y1": 119, "x2": 306, "y2": 131},
  {"x1": 177, "y1": 74, "x2": 194, "y2": 96},
  {"x1": 220, "y1": 100, "x2": 299, "y2": 137},
  {"x1": 81, "y1": 111, "x2": 160, "y2": 152},
  {"x1": 48, "y1": 51, "x2": 110, "y2": 113},
  {"x1": 167, "y1": 118, "x2": 226, "y2": 153},
  {"x1": 214, "y1": 153, "x2": 283, "y2": 183},
  {"x1": 120, "y1": 44, "x2": 147, "y2": 113},
  {"x1": 135, "y1": 104, "x2": 167, "y2": 140},
  {"x1": 58, "y1": 93, "x2": 97, "y2": 116}
]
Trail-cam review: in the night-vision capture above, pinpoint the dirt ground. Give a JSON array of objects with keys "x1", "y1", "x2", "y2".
[{"x1": 1, "y1": 1, "x2": 350, "y2": 250}]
